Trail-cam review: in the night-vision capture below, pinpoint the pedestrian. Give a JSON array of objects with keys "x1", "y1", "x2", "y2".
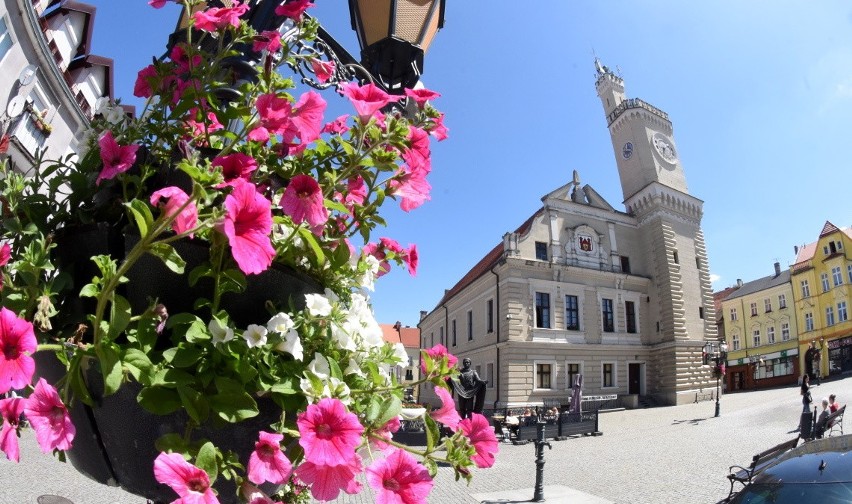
[
  {"x1": 829, "y1": 394, "x2": 839, "y2": 414},
  {"x1": 815, "y1": 397, "x2": 831, "y2": 439},
  {"x1": 798, "y1": 374, "x2": 813, "y2": 431}
]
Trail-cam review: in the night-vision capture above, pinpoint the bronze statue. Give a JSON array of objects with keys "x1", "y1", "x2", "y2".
[{"x1": 452, "y1": 358, "x2": 487, "y2": 419}]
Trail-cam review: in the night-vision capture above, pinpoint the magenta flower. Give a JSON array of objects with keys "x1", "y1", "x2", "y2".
[
  {"x1": 297, "y1": 398, "x2": 364, "y2": 467},
  {"x1": 372, "y1": 416, "x2": 401, "y2": 450},
  {"x1": 404, "y1": 244, "x2": 418, "y2": 276},
  {"x1": 0, "y1": 396, "x2": 25, "y2": 462},
  {"x1": 420, "y1": 344, "x2": 458, "y2": 375},
  {"x1": 403, "y1": 126, "x2": 431, "y2": 173},
  {"x1": 430, "y1": 386, "x2": 460, "y2": 431},
  {"x1": 150, "y1": 187, "x2": 198, "y2": 238},
  {"x1": 0, "y1": 242, "x2": 10, "y2": 266},
  {"x1": 274, "y1": 0, "x2": 313, "y2": 21},
  {"x1": 248, "y1": 93, "x2": 292, "y2": 143},
  {"x1": 24, "y1": 378, "x2": 75, "y2": 452},
  {"x1": 366, "y1": 448, "x2": 433, "y2": 504},
  {"x1": 248, "y1": 431, "x2": 292, "y2": 485},
  {"x1": 0, "y1": 307, "x2": 36, "y2": 394},
  {"x1": 459, "y1": 413, "x2": 498, "y2": 468},
  {"x1": 295, "y1": 457, "x2": 363, "y2": 502},
  {"x1": 429, "y1": 112, "x2": 449, "y2": 141},
  {"x1": 340, "y1": 82, "x2": 401, "y2": 123},
  {"x1": 154, "y1": 452, "x2": 219, "y2": 504},
  {"x1": 252, "y1": 30, "x2": 282, "y2": 53},
  {"x1": 170, "y1": 45, "x2": 202, "y2": 75},
  {"x1": 134, "y1": 64, "x2": 158, "y2": 98},
  {"x1": 310, "y1": 59, "x2": 335, "y2": 84},
  {"x1": 148, "y1": 0, "x2": 172, "y2": 8},
  {"x1": 321, "y1": 114, "x2": 349, "y2": 135},
  {"x1": 212, "y1": 153, "x2": 257, "y2": 187},
  {"x1": 96, "y1": 131, "x2": 139, "y2": 185},
  {"x1": 222, "y1": 180, "x2": 275, "y2": 275},
  {"x1": 389, "y1": 164, "x2": 431, "y2": 212},
  {"x1": 362, "y1": 242, "x2": 391, "y2": 277},
  {"x1": 280, "y1": 174, "x2": 329, "y2": 233},
  {"x1": 192, "y1": 0, "x2": 249, "y2": 32},
  {"x1": 286, "y1": 91, "x2": 326, "y2": 144},
  {"x1": 185, "y1": 109, "x2": 224, "y2": 138},
  {"x1": 344, "y1": 175, "x2": 367, "y2": 207},
  {"x1": 404, "y1": 88, "x2": 441, "y2": 107}
]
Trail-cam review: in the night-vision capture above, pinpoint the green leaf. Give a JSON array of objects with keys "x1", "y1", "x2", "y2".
[
  {"x1": 195, "y1": 441, "x2": 218, "y2": 483},
  {"x1": 270, "y1": 377, "x2": 299, "y2": 395},
  {"x1": 365, "y1": 394, "x2": 382, "y2": 425},
  {"x1": 127, "y1": 199, "x2": 154, "y2": 238},
  {"x1": 155, "y1": 433, "x2": 190, "y2": 454},
  {"x1": 151, "y1": 368, "x2": 197, "y2": 388},
  {"x1": 376, "y1": 395, "x2": 402, "y2": 426},
  {"x1": 209, "y1": 390, "x2": 258, "y2": 423},
  {"x1": 123, "y1": 348, "x2": 154, "y2": 385},
  {"x1": 79, "y1": 283, "x2": 100, "y2": 298},
  {"x1": 96, "y1": 343, "x2": 123, "y2": 396},
  {"x1": 107, "y1": 294, "x2": 132, "y2": 341},
  {"x1": 178, "y1": 385, "x2": 208, "y2": 424},
  {"x1": 69, "y1": 360, "x2": 94, "y2": 407},
  {"x1": 163, "y1": 344, "x2": 203, "y2": 368},
  {"x1": 149, "y1": 242, "x2": 186, "y2": 274},
  {"x1": 138, "y1": 386, "x2": 182, "y2": 415},
  {"x1": 424, "y1": 413, "x2": 441, "y2": 452},
  {"x1": 327, "y1": 357, "x2": 343, "y2": 381}
]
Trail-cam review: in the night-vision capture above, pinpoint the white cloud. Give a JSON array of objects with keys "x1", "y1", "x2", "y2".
[{"x1": 709, "y1": 273, "x2": 721, "y2": 285}]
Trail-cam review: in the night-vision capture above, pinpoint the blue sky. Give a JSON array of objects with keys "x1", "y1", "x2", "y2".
[{"x1": 84, "y1": 1, "x2": 852, "y2": 327}]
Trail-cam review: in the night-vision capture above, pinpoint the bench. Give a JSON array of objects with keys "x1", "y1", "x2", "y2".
[
  {"x1": 827, "y1": 404, "x2": 845, "y2": 437},
  {"x1": 726, "y1": 437, "x2": 799, "y2": 497},
  {"x1": 512, "y1": 411, "x2": 600, "y2": 444}
]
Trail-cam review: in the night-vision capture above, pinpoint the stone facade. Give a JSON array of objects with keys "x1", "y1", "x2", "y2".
[{"x1": 419, "y1": 61, "x2": 717, "y2": 408}]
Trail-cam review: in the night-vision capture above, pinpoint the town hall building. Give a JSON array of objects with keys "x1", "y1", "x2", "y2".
[{"x1": 418, "y1": 61, "x2": 718, "y2": 408}]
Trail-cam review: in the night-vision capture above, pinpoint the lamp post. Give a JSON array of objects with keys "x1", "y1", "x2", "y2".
[{"x1": 704, "y1": 341, "x2": 728, "y2": 417}]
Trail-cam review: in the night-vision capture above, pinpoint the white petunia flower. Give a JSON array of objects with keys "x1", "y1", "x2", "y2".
[
  {"x1": 266, "y1": 312, "x2": 295, "y2": 334},
  {"x1": 274, "y1": 329, "x2": 303, "y2": 361},
  {"x1": 305, "y1": 294, "x2": 332, "y2": 317},
  {"x1": 242, "y1": 324, "x2": 268, "y2": 348},
  {"x1": 327, "y1": 377, "x2": 351, "y2": 405},
  {"x1": 392, "y1": 343, "x2": 410, "y2": 367},
  {"x1": 208, "y1": 318, "x2": 234, "y2": 345},
  {"x1": 344, "y1": 358, "x2": 365, "y2": 377},
  {"x1": 331, "y1": 321, "x2": 357, "y2": 351},
  {"x1": 307, "y1": 352, "x2": 330, "y2": 379},
  {"x1": 300, "y1": 377, "x2": 329, "y2": 403}
]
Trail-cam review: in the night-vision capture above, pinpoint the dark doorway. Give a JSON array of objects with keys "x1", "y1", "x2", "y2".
[{"x1": 629, "y1": 363, "x2": 641, "y2": 395}]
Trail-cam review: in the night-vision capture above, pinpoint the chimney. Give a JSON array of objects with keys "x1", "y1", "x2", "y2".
[
  {"x1": 393, "y1": 321, "x2": 402, "y2": 331},
  {"x1": 736, "y1": 279, "x2": 743, "y2": 288},
  {"x1": 794, "y1": 245, "x2": 799, "y2": 255},
  {"x1": 419, "y1": 310, "x2": 428, "y2": 321},
  {"x1": 774, "y1": 262, "x2": 781, "y2": 277}
]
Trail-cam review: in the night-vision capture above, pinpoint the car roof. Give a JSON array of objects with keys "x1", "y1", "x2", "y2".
[{"x1": 752, "y1": 434, "x2": 852, "y2": 485}]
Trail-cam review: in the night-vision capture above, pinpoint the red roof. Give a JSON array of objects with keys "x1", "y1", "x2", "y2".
[
  {"x1": 713, "y1": 286, "x2": 739, "y2": 312},
  {"x1": 793, "y1": 222, "x2": 852, "y2": 267},
  {"x1": 379, "y1": 323, "x2": 420, "y2": 348}
]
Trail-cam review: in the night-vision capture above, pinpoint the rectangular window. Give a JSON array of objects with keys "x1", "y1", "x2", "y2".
[
  {"x1": 467, "y1": 310, "x2": 473, "y2": 341},
  {"x1": 602, "y1": 363, "x2": 614, "y2": 387},
  {"x1": 839, "y1": 301, "x2": 848, "y2": 323},
  {"x1": 672, "y1": 251, "x2": 679, "y2": 264},
  {"x1": 750, "y1": 303, "x2": 758, "y2": 317},
  {"x1": 602, "y1": 298, "x2": 614, "y2": 332},
  {"x1": 764, "y1": 298, "x2": 772, "y2": 313},
  {"x1": 732, "y1": 334, "x2": 740, "y2": 351},
  {"x1": 753, "y1": 329, "x2": 761, "y2": 347},
  {"x1": 535, "y1": 241, "x2": 548, "y2": 261},
  {"x1": 486, "y1": 299, "x2": 494, "y2": 333},
  {"x1": 826, "y1": 307, "x2": 835, "y2": 327},
  {"x1": 695, "y1": 256, "x2": 702, "y2": 269},
  {"x1": 848, "y1": 264, "x2": 852, "y2": 284},
  {"x1": 781, "y1": 322, "x2": 790, "y2": 341},
  {"x1": 730, "y1": 308, "x2": 738, "y2": 321},
  {"x1": 832, "y1": 266, "x2": 843, "y2": 286},
  {"x1": 429, "y1": 332, "x2": 434, "y2": 348},
  {"x1": 620, "y1": 256, "x2": 631, "y2": 274},
  {"x1": 626, "y1": 301, "x2": 637, "y2": 333},
  {"x1": 0, "y1": 16, "x2": 12, "y2": 62},
  {"x1": 822, "y1": 273, "x2": 830, "y2": 293},
  {"x1": 566, "y1": 363, "x2": 580, "y2": 389},
  {"x1": 486, "y1": 363, "x2": 494, "y2": 389},
  {"x1": 805, "y1": 312, "x2": 814, "y2": 332},
  {"x1": 778, "y1": 294, "x2": 787, "y2": 309},
  {"x1": 536, "y1": 363, "x2": 552, "y2": 389},
  {"x1": 565, "y1": 295, "x2": 580, "y2": 330},
  {"x1": 535, "y1": 292, "x2": 551, "y2": 328},
  {"x1": 767, "y1": 326, "x2": 775, "y2": 344},
  {"x1": 439, "y1": 327, "x2": 444, "y2": 346},
  {"x1": 699, "y1": 306, "x2": 705, "y2": 319},
  {"x1": 801, "y1": 280, "x2": 811, "y2": 298},
  {"x1": 452, "y1": 320, "x2": 457, "y2": 346}
]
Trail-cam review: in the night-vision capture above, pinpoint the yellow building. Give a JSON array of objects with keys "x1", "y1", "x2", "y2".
[
  {"x1": 790, "y1": 222, "x2": 852, "y2": 379},
  {"x1": 720, "y1": 263, "x2": 799, "y2": 391}
]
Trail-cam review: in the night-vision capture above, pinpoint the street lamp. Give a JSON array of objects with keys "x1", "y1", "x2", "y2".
[{"x1": 704, "y1": 341, "x2": 728, "y2": 417}]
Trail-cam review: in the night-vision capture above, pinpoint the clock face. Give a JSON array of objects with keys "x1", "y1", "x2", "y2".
[
  {"x1": 622, "y1": 142, "x2": 633, "y2": 159},
  {"x1": 651, "y1": 133, "x2": 677, "y2": 163}
]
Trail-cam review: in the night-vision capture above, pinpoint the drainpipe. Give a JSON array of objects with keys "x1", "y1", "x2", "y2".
[{"x1": 490, "y1": 265, "x2": 501, "y2": 409}]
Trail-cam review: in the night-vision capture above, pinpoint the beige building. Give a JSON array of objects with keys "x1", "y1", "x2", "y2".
[
  {"x1": 719, "y1": 264, "x2": 799, "y2": 392},
  {"x1": 1, "y1": 0, "x2": 114, "y2": 171},
  {"x1": 419, "y1": 61, "x2": 717, "y2": 408}
]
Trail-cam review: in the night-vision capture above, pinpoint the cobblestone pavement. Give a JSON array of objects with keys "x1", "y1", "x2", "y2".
[{"x1": 3, "y1": 375, "x2": 850, "y2": 504}]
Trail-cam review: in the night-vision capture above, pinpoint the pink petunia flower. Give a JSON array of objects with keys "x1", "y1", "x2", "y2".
[
  {"x1": 419, "y1": 344, "x2": 458, "y2": 375},
  {"x1": 148, "y1": 0, "x2": 172, "y2": 8},
  {"x1": 404, "y1": 244, "x2": 419, "y2": 276},
  {"x1": 222, "y1": 180, "x2": 276, "y2": 275},
  {"x1": 404, "y1": 88, "x2": 441, "y2": 107},
  {"x1": 403, "y1": 126, "x2": 431, "y2": 173},
  {"x1": 429, "y1": 112, "x2": 449, "y2": 141},
  {"x1": 297, "y1": 398, "x2": 364, "y2": 467},
  {"x1": 310, "y1": 59, "x2": 335, "y2": 84},
  {"x1": 344, "y1": 175, "x2": 367, "y2": 207},
  {"x1": 0, "y1": 307, "x2": 36, "y2": 394},
  {"x1": 170, "y1": 45, "x2": 202, "y2": 75},
  {"x1": 134, "y1": 64, "x2": 158, "y2": 98},
  {"x1": 0, "y1": 242, "x2": 10, "y2": 267},
  {"x1": 430, "y1": 386, "x2": 460, "y2": 431},
  {"x1": 286, "y1": 91, "x2": 326, "y2": 144},
  {"x1": 239, "y1": 483, "x2": 274, "y2": 504},
  {"x1": 459, "y1": 413, "x2": 498, "y2": 468},
  {"x1": 0, "y1": 396, "x2": 25, "y2": 462},
  {"x1": 212, "y1": 152, "x2": 258, "y2": 187},
  {"x1": 321, "y1": 114, "x2": 349, "y2": 135},
  {"x1": 274, "y1": 0, "x2": 313, "y2": 21},
  {"x1": 248, "y1": 431, "x2": 292, "y2": 485},
  {"x1": 185, "y1": 109, "x2": 224, "y2": 139},
  {"x1": 24, "y1": 378, "x2": 75, "y2": 452},
  {"x1": 372, "y1": 416, "x2": 401, "y2": 450},
  {"x1": 361, "y1": 242, "x2": 391, "y2": 277},
  {"x1": 340, "y1": 82, "x2": 401, "y2": 123},
  {"x1": 366, "y1": 448, "x2": 433, "y2": 504},
  {"x1": 248, "y1": 93, "x2": 292, "y2": 143},
  {"x1": 150, "y1": 187, "x2": 198, "y2": 238},
  {"x1": 280, "y1": 174, "x2": 329, "y2": 233},
  {"x1": 192, "y1": 0, "x2": 249, "y2": 32},
  {"x1": 96, "y1": 131, "x2": 139, "y2": 185},
  {"x1": 253, "y1": 30, "x2": 282, "y2": 53},
  {"x1": 154, "y1": 451, "x2": 219, "y2": 504},
  {"x1": 295, "y1": 456, "x2": 363, "y2": 502},
  {"x1": 389, "y1": 163, "x2": 431, "y2": 213}
]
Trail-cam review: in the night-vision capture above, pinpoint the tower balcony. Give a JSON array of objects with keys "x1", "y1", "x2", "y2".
[{"x1": 606, "y1": 97, "x2": 669, "y2": 126}]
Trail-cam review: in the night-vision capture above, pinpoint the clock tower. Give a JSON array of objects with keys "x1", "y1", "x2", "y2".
[{"x1": 595, "y1": 59, "x2": 717, "y2": 405}]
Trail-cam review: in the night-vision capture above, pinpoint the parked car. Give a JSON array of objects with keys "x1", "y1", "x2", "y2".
[{"x1": 727, "y1": 434, "x2": 852, "y2": 503}]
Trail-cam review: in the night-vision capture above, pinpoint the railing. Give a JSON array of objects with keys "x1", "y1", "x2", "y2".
[
  {"x1": 606, "y1": 97, "x2": 669, "y2": 126},
  {"x1": 11, "y1": 115, "x2": 48, "y2": 156}
]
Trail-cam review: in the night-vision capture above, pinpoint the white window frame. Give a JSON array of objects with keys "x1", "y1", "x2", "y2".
[
  {"x1": 847, "y1": 264, "x2": 852, "y2": 284},
  {"x1": 832, "y1": 266, "x2": 843, "y2": 287},
  {"x1": 732, "y1": 332, "x2": 740, "y2": 351},
  {"x1": 764, "y1": 298, "x2": 772, "y2": 313},
  {"x1": 767, "y1": 325, "x2": 775, "y2": 344},
  {"x1": 839, "y1": 301, "x2": 848, "y2": 323},
  {"x1": 801, "y1": 280, "x2": 810, "y2": 298},
  {"x1": 533, "y1": 359, "x2": 557, "y2": 391},
  {"x1": 752, "y1": 327, "x2": 761, "y2": 347},
  {"x1": 730, "y1": 308, "x2": 738, "y2": 321},
  {"x1": 781, "y1": 322, "x2": 790, "y2": 341},
  {"x1": 826, "y1": 306, "x2": 835, "y2": 327},
  {"x1": 778, "y1": 294, "x2": 787, "y2": 309},
  {"x1": 750, "y1": 302, "x2": 758, "y2": 317},
  {"x1": 562, "y1": 284, "x2": 585, "y2": 332},
  {"x1": 805, "y1": 312, "x2": 814, "y2": 332},
  {"x1": 601, "y1": 361, "x2": 617, "y2": 389},
  {"x1": 821, "y1": 273, "x2": 830, "y2": 293},
  {"x1": 564, "y1": 360, "x2": 583, "y2": 390}
]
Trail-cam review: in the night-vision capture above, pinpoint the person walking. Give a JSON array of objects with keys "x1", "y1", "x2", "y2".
[{"x1": 798, "y1": 374, "x2": 813, "y2": 432}]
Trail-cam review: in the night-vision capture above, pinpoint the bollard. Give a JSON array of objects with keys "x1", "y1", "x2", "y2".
[{"x1": 532, "y1": 421, "x2": 552, "y2": 502}]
